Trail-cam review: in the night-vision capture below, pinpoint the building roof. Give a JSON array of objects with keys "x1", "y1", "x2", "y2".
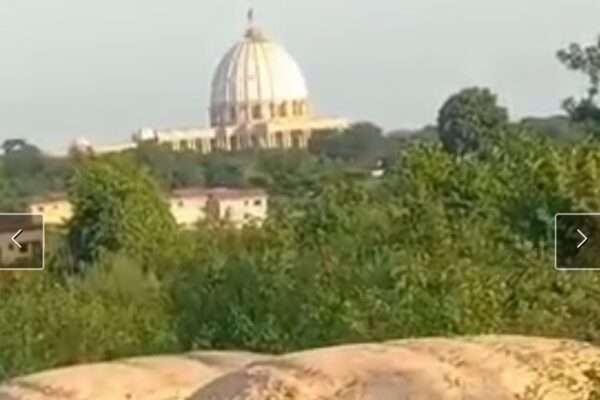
[
  {"x1": 171, "y1": 187, "x2": 267, "y2": 201},
  {"x1": 28, "y1": 192, "x2": 69, "y2": 204},
  {"x1": 28, "y1": 188, "x2": 267, "y2": 205},
  {"x1": 133, "y1": 127, "x2": 217, "y2": 142},
  {"x1": 210, "y1": 23, "x2": 309, "y2": 110}
]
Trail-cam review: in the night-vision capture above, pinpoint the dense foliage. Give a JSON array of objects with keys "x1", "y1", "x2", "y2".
[
  {"x1": 1, "y1": 126, "x2": 600, "y2": 380},
  {"x1": 0, "y1": 139, "x2": 70, "y2": 212},
  {"x1": 437, "y1": 87, "x2": 509, "y2": 154},
  {"x1": 308, "y1": 122, "x2": 398, "y2": 167},
  {"x1": 558, "y1": 34, "x2": 600, "y2": 136},
  {"x1": 2, "y1": 36, "x2": 600, "y2": 382},
  {"x1": 67, "y1": 157, "x2": 178, "y2": 266}
]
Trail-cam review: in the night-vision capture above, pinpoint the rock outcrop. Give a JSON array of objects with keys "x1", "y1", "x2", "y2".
[
  {"x1": 2, "y1": 336, "x2": 599, "y2": 400},
  {"x1": 0, "y1": 352, "x2": 266, "y2": 400}
]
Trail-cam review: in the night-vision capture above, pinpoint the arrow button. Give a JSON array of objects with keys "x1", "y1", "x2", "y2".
[
  {"x1": 576, "y1": 229, "x2": 589, "y2": 249},
  {"x1": 555, "y1": 214, "x2": 600, "y2": 270},
  {"x1": 11, "y1": 229, "x2": 23, "y2": 249},
  {"x1": 577, "y1": 229, "x2": 589, "y2": 249},
  {"x1": 0, "y1": 214, "x2": 45, "y2": 270}
]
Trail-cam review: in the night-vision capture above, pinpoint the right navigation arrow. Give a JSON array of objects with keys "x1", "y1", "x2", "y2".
[{"x1": 576, "y1": 229, "x2": 588, "y2": 249}]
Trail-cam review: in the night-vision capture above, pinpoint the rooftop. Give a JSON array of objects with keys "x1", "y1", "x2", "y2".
[
  {"x1": 171, "y1": 187, "x2": 267, "y2": 200},
  {"x1": 28, "y1": 192, "x2": 69, "y2": 204},
  {"x1": 28, "y1": 187, "x2": 268, "y2": 205}
]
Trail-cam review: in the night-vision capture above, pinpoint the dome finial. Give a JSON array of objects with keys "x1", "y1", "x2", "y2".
[
  {"x1": 244, "y1": 6, "x2": 267, "y2": 41},
  {"x1": 247, "y1": 7, "x2": 254, "y2": 28}
]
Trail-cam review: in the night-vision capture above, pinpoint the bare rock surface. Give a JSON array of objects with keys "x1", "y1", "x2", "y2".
[
  {"x1": 0, "y1": 352, "x2": 266, "y2": 400},
  {"x1": 2, "y1": 336, "x2": 599, "y2": 400},
  {"x1": 191, "y1": 336, "x2": 600, "y2": 400}
]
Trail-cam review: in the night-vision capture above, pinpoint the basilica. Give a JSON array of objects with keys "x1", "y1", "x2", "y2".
[{"x1": 79, "y1": 13, "x2": 348, "y2": 155}]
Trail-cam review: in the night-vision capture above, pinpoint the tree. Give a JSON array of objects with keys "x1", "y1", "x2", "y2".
[
  {"x1": 0, "y1": 139, "x2": 70, "y2": 200},
  {"x1": 203, "y1": 154, "x2": 245, "y2": 187},
  {"x1": 134, "y1": 143, "x2": 206, "y2": 189},
  {"x1": 557, "y1": 35, "x2": 600, "y2": 135},
  {"x1": 309, "y1": 122, "x2": 388, "y2": 165},
  {"x1": 0, "y1": 166, "x2": 21, "y2": 212},
  {"x1": 254, "y1": 150, "x2": 323, "y2": 197},
  {"x1": 437, "y1": 87, "x2": 509, "y2": 155},
  {"x1": 67, "y1": 157, "x2": 177, "y2": 265},
  {"x1": 1, "y1": 139, "x2": 36, "y2": 154},
  {"x1": 2, "y1": 139, "x2": 43, "y2": 176}
]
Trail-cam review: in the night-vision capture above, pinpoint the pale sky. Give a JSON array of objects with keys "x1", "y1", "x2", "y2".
[{"x1": 1, "y1": 0, "x2": 599, "y2": 152}]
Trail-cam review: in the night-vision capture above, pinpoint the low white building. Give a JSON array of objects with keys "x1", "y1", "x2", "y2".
[
  {"x1": 28, "y1": 193, "x2": 73, "y2": 226},
  {"x1": 170, "y1": 187, "x2": 267, "y2": 229}
]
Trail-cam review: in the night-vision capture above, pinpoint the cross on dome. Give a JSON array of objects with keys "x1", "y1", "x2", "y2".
[
  {"x1": 244, "y1": 8, "x2": 267, "y2": 41},
  {"x1": 247, "y1": 8, "x2": 254, "y2": 27}
]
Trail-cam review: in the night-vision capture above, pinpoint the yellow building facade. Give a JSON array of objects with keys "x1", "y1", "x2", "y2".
[
  {"x1": 28, "y1": 194, "x2": 73, "y2": 227},
  {"x1": 170, "y1": 188, "x2": 267, "y2": 229},
  {"x1": 29, "y1": 188, "x2": 268, "y2": 229}
]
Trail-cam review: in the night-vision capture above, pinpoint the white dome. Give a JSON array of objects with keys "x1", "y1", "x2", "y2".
[
  {"x1": 70, "y1": 137, "x2": 92, "y2": 151},
  {"x1": 132, "y1": 128, "x2": 157, "y2": 142},
  {"x1": 210, "y1": 27, "x2": 310, "y2": 126}
]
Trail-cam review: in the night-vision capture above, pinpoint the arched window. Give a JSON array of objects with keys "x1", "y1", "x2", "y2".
[
  {"x1": 210, "y1": 110, "x2": 218, "y2": 126},
  {"x1": 292, "y1": 130, "x2": 303, "y2": 148},
  {"x1": 252, "y1": 105, "x2": 262, "y2": 120},
  {"x1": 230, "y1": 106, "x2": 237, "y2": 123},
  {"x1": 298, "y1": 101, "x2": 305, "y2": 116},
  {"x1": 275, "y1": 132, "x2": 284, "y2": 148},
  {"x1": 195, "y1": 139, "x2": 204, "y2": 152},
  {"x1": 279, "y1": 102, "x2": 287, "y2": 118},
  {"x1": 230, "y1": 136, "x2": 239, "y2": 151}
]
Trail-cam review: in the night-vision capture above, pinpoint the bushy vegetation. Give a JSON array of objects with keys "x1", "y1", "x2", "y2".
[
  {"x1": 437, "y1": 87, "x2": 509, "y2": 155},
  {"x1": 2, "y1": 127, "x2": 600, "y2": 380},
  {"x1": 1, "y1": 34, "x2": 600, "y2": 381},
  {"x1": 67, "y1": 157, "x2": 177, "y2": 265}
]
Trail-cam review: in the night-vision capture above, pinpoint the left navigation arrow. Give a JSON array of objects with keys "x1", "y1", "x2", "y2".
[{"x1": 11, "y1": 229, "x2": 23, "y2": 249}]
